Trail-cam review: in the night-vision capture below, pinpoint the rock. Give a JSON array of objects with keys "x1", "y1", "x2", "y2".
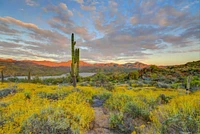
[{"x1": 92, "y1": 99, "x2": 105, "y2": 107}]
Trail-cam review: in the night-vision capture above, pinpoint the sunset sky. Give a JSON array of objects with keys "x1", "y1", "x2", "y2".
[{"x1": 0, "y1": 0, "x2": 199, "y2": 65}]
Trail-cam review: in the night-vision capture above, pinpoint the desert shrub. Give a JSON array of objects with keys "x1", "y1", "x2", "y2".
[
  {"x1": 37, "y1": 91, "x2": 70, "y2": 100},
  {"x1": 7, "y1": 77, "x2": 20, "y2": 82},
  {"x1": 150, "y1": 73, "x2": 158, "y2": 79},
  {"x1": 156, "y1": 94, "x2": 172, "y2": 104},
  {"x1": 127, "y1": 86, "x2": 132, "y2": 90},
  {"x1": 143, "y1": 80, "x2": 151, "y2": 85},
  {"x1": 105, "y1": 94, "x2": 133, "y2": 111},
  {"x1": 31, "y1": 76, "x2": 41, "y2": 83},
  {"x1": 128, "y1": 71, "x2": 139, "y2": 80},
  {"x1": 151, "y1": 95, "x2": 200, "y2": 133},
  {"x1": 92, "y1": 72, "x2": 109, "y2": 87},
  {"x1": 89, "y1": 81, "x2": 95, "y2": 87},
  {"x1": 79, "y1": 82, "x2": 89, "y2": 86},
  {"x1": 103, "y1": 82, "x2": 115, "y2": 91},
  {"x1": 20, "y1": 107, "x2": 73, "y2": 134},
  {"x1": 171, "y1": 83, "x2": 182, "y2": 89},
  {"x1": 161, "y1": 114, "x2": 199, "y2": 134},
  {"x1": 0, "y1": 102, "x2": 9, "y2": 107},
  {"x1": 109, "y1": 112, "x2": 124, "y2": 129},
  {"x1": 93, "y1": 92, "x2": 111, "y2": 100},
  {"x1": 190, "y1": 76, "x2": 200, "y2": 91},
  {"x1": 24, "y1": 92, "x2": 31, "y2": 99},
  {"x1": 0, "y1": 110, "x2": 4, "y2": 126},
  {"x1": 0, "y1": 88, "x2": 16, "y2": 98},
  {"x1": 124, "y1": 102, "x2": 150, "y2": 121},
  {"x1": 42, "y1": 77, "x2": 69, "y2": 85},
  {"x1": 37, "y1": 92, "x2": 59, "y2": 100},
  {"x1": 156, "y1": 82, "x2": 171, "y2": 88}
]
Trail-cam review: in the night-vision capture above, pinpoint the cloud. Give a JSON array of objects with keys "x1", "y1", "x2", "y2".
[
  {"x1": 84, "y1": 0, "x2": 199, "y2": 62},
  {"x1": 0, "y1": 16, "x2": 71, "y2": 61},
  {"x1": 74, "y1": 0, "x2": 97, "y2": 11},
  {"x1": 0, "y1": 16, "x2": 38, "y2": 29},
  {"x1": 80, "y1": 5, "x2": 96, "y2": 11},
  {"x1": 0, "y1": 41, "x2": 22, "y2": 48},
  {"x1": 130, "y1": 16, "x2": 138, "y2": 24},
  {"x1": 25, "y1": 0, "x2": 39, "y2": 6},
  {"x1": 0, "y1": 16, "x2": 70, "y2": 46},
  {"x1": 168, "y1": 49, "x2": 200, "y2": 54},
  {"x1": 43, "y1": 3, "x2": 95, "y2": 41},
  {"x1": 0, "y1": 22, "x2": 20, "y2": 35},
  {"x1": 74, "y1": 0, "x2": 84, "y2": 4},
  {"x1": 93, "y1": 7, "x2": 125, "y2": 34}
]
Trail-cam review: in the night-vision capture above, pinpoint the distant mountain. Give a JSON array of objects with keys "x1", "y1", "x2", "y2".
[
  {"x1": 121, "y1": 62, "x2": 149, "y2": 69},
  {"x1": 24, "y1": 59, "x2": 149, "y2": 69},
  {"x1": 24, "y1": 60, "x2": 92, "y2": 67},
  {"x1": 0, "y1": 58, "x2": 199, "y2": 76},
  {"x1": 0, "y1": 58, "x2": 16, "y2": 62},
  {"x1": 94, "y1": 62, "x2": 149, "y2": 69},
  {"x1": 0, "y1": 58, "x2": 149, "y2": 68}
]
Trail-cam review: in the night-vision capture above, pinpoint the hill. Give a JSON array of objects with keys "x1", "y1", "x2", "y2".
[{"x1": 0, "y1": 58, "x2": 199, "y2": 76}]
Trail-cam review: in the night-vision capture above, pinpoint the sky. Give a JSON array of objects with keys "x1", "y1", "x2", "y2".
[{"x1": 0, "y1": 0, "x2": 199, "y2": 65}]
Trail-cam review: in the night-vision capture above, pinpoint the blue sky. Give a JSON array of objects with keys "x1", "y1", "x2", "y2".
[{"x1": 0, "y1": 0, "x2": 199, "y2": 65}]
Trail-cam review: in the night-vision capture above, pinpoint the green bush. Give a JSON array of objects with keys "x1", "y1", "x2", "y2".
[
  {"x1": 20, "y1": 107, "x2": 73, "y2": 134},
  {"x1": 157, "y1": 94, "x2": 172, "y2": 104},
  {"x1": 93, "y1": 92, "x2": 112, "y2": 100},
  {"x1": 109, "y1": 112, "x2": 124, "y2": 129},
  {"x1": 0, "y1": 88, "x2": 16, "y2": 98},
  {"x1": 24, "y1": 92, "x2": 31, "y2": 99},
  {"x1": 0, "y1": 110, "x2": 4, "y2": 126},
  {"x1": 161, "y1": 114, "x2": 199, "y2": 134},
  {"x1": 31, "y1": 76, "x2": 41, "y2": 83},
  {"x1": 124, "y1": 102, "x2": 150, "y2": 121},
  {"x1": 104, "y1": 94, "x2": 133, "y2": 111},
  {"x1": 103, "y1": 82, "x2": 115, "y2": 91},
  {"x1": 37, "y1": 91, "x2": 70, "y2": 100}
]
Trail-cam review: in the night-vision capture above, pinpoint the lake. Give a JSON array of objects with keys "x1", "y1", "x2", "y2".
[{"x1": 4, "y1": 73, "x2": 96, "y2": 80}]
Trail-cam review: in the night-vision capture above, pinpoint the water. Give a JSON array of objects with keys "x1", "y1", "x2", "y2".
[{"x1": 4, "y1": 73, "x2": 96, "y2": 80}]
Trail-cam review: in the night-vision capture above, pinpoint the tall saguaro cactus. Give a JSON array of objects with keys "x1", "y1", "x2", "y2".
[
  {"x1": 28, "y1": 70, "x2": 31, "y2": 82},
  {"x1": 186, "y1": 76, "x2": 192, "y2": 90},
  {"x1": 1, "y1": 70, "x2": 3, "y2": 83},
  {"x1": 0, "y1": 66, "x2": 5, "y2": 83},
  {"x1": 70, "y1": 33, "x2": 80, "y2": 87}
]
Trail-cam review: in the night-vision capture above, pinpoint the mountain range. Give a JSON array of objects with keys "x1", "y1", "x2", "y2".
[
  {"x1": 0, "y1": 58, "x2": 149, "y2": 69},
  {"x1": 0, "y1": 58, "x2": 199, "y2": 76}
]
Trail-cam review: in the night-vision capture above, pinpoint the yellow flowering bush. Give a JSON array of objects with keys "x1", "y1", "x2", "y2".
[
  {"x1": 0, "y1": 83, "x2": 199, "y2": 133},
  {"x1": 151, "y1": 94, "x2": 200, "y2": 133},
  {"x1": 0, "y1": 83, "x2": 94, "y2": 134}
]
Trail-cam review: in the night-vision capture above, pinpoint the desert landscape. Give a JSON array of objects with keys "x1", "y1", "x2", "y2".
[{"x1": 0, "y1": 0, "x2": 200, "y2": 134}]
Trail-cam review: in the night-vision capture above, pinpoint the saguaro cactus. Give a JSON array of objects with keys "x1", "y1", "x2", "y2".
[
  {"x1": 1, "y1": 70, "x2": 3, "y2": 83},
  {"x1": 28, "y1": 70, "x2": 31, "y2": 82},
  {"x1": 70, "y1": 33, "x2": 80, "y2": 87},
  {"x1": 0, "y1": 66, "x2": 5, "y2": 83},
  {"x1": 186, "y1": 76, "x2": 192, "y2": 90}
]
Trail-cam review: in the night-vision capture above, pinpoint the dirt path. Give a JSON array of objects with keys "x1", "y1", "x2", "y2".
[{"x1": 86, "y1": 98, "x2": 115, "y2": 134}]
